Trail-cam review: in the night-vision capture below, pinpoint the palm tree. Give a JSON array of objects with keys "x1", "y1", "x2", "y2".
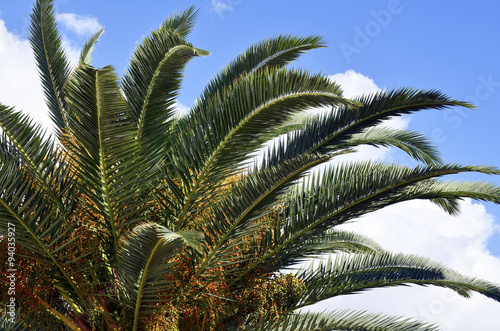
[{"x1": 1, "y1": 0, "x2": 500, "y2": 329}]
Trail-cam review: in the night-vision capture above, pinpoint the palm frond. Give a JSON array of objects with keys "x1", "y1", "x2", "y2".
[
  {"x1": 293, "y1": 252, "x2": 500, "y2": 309},
  {"x1": 122, "y1": 23, "x2": 208, "y2": 163},
  {"x1": 29, "y1": 0, "x2": 71, "y2": 137},
  {"x1": 0, "y1": 154, "x2": 87, "y2": 315},
  {"x1": 281, "y1": 162, "x2": 500, "y2": 240},
  {"x1": 401, "y1": 179, "x2": 500, "y2": 215},
  {"x1": 162, "y1": 5, "x2": 199, "y2": 37},
  {"x1": 114, "y1": 223, "x2": 201, "y2": 331},
  {"x1": 228, "y1": 162, "x2": 500, "y2": 286},
  {"x1": 342, "y1": 126, "x2": 442, "y2": 165},
  {"x1": 276, "y1": 230, "x2": 385, "y2": 270},
  {"x1": 0, "y1": 104, "x2": 69, "y2": 214},
  {"x1": 198, "y1": 34, "x2": 328, "y2": 104},
  {"x1": 264, "y1": 88, "x2": 472, "y2": 167},
  {"x1": 79, "y1": 27, "x2": 104, "y2": 65},
  {"x1": 195, "y1": 153, "x2": 330, "y2": 277},
  {"x1": 173, "y1": 68, "x2": 349, "y2": 230},
  {"x1": 65, "y1": 65, "x2": 143, "y2": 252},
  {"x1": 244, "y1": 310, "x2": 440, "y2": 331}
]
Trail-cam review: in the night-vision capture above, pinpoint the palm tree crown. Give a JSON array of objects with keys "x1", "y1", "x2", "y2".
[{"x1": 1, "y1": 1, "x2": 500, "y2": 330}]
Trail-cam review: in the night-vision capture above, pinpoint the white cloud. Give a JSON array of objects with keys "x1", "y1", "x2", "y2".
[
  {"x1": 56, "y1": 13, "x2": 101, "y2": 36},
  {"x1": 0, "y1": 19, "x2": 51, "y2": 131},
  {"x1": 330, "y1": 69, "x2": 381, "y2": 99},
  {"x1": 211, "y1": 0, "x2": 234, "y2": 17},
  {"x1": 307, "y1": 199, "x2": 500, "y2": 330},
  {"x1": 0, "y1": 17, "x2": 83, "y2": 134}
]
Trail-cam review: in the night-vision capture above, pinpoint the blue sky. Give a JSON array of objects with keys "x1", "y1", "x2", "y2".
[{"x1": 1, "y1": 0, "x2": 500, "y2": 329}]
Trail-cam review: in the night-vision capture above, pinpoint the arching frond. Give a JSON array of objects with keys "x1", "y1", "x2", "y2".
[
  {"x1": 122, "y1": 23, "x2": 208, "y2": 165},
  {"x1": 264, "y1": 89, "x2": 473, "y2": 167},
  {"x1": 293, "y1": 252, "x2": 500, "y2": 309},
  {"x1": 228, "y1": 162, "x2": 500, "y2": 285},
  {"x1": 65, "y1": 65, "x2": 143, "y2": 252},
  {"x1": 198, "y1": 35, "x2": 328, "y2": 105},
  {"x1": 114, "y1": 223, "x2": 202, "y2": 331},
  {"x1": 173, "y1": 69, "x2": 349, "y2": 230},
  {"x1": 276, "y1": 230, "x2": 385, "y2": 270},
  {"x1": 196, "y1": 153, "x2": 330, "y2": 277},
  {"x1": 162, "y1": 5, "x2": 199, "y2": 37},
  {"x1": 341, "y1": 126, "x2": 442, "y2": 165},
  {"x1": 245, "y1": 310, "x2": 440, "y2": 331}
]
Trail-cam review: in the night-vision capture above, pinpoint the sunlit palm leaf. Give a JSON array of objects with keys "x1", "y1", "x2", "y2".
[
  {"x1": 79, "y1": 27, "x2": 104, "y2": 65},
  {"x1": 228, "y1": 162, "x2": 500, "y2": 286},
  {"x1": 173, "y1": 69, "x2": 349, "y2": 230},
  {"x1": 198, "y1": 35, "x2": 328, "y2": 104},
  {"x1": 341, "y1": 126, "x2": 442, "y2": 165}
]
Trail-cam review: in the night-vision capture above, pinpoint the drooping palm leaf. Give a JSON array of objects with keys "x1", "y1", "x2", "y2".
[
  {"x1": 246, "y1": 310, "x2": 440, "y2": 331},
  {"x1": 293, "y1": 252, "x2": 500, "y2": 309},
  {"x1": 114, "y1": 222, "x2": 202, "y2": 331},
  {"x1": 122, "y1": 22, "x2": 208, "y2": 162},
  {"x1": 340, "y1": 126, "x2": 442, "y2": 165},
  {"x1": 228, "y1": 162, "x2": 500, "y2": 286},
  {"x1": 264, "y1": 89, "x2": 472, "y2": 167}
]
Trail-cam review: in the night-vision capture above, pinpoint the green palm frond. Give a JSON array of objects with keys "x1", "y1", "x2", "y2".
[
  {"x1": 122, "y1": 21, "x2": 208, "y2": 156},
  {"x1": 245, "y1": 310, "x2": 440, "y2": 331},
  {"x1": 198, "y1": 35, "x2": 328, "y2": 104},
  {"x1": 264, "y1": 88, "x2": 472, "y2": 167},
  {"x1": 114, "y1": 223, "x2": 202, "y2": 331},
  {"x1": 29, "y1": 0, "x2": 71, "y2": 137},
  {"x1": 401, "y1": 179, "x2": 500, "y2": 214},
  {"x1": 173, "y1": 69, "x2": 349, "y2": 230},
  {"x1": 162, "y1": 5, "x2": 199, "y2": 37},
  {"x1": 79, "y1": 27, "x2": 104, "y2": 65},
  {"x1": 293, "y1": 252, "x2": 500, "y2": 309},
  {"x1": 0, "y1": 132, "x2": 22, "y2": 164},
  {"x1": 196, "y1": 153, "x2": 330, "y2": 277},
  {"x1": 0, "y1": 104, "x2": 70, "y2": 214},
  {"x1": 65, "y1": 65, "x2": 143, "y2": 252},
  {"x1": 276, "y1": 230, "x2": 385, "y2": 270},
  {"x1": 282, "y1": 162, "x2": 500, "y2": 240},
  {"x1": 342, "y1": 126, "x2": 442, "y2": 165},
  {"x1": 0, "y1": 150, "x2": 86, "y2": 317},
  {"x1": 228, "y1": 162, "x2": 500, "y2": 286}
]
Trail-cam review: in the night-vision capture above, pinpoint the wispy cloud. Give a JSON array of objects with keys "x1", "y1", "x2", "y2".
[
  {"x1": 211, "y1": 0, "x2": 234, "y2": 18},
  {"x1": 56, "y1": 13, "x2": 102, "y2": 36}
]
